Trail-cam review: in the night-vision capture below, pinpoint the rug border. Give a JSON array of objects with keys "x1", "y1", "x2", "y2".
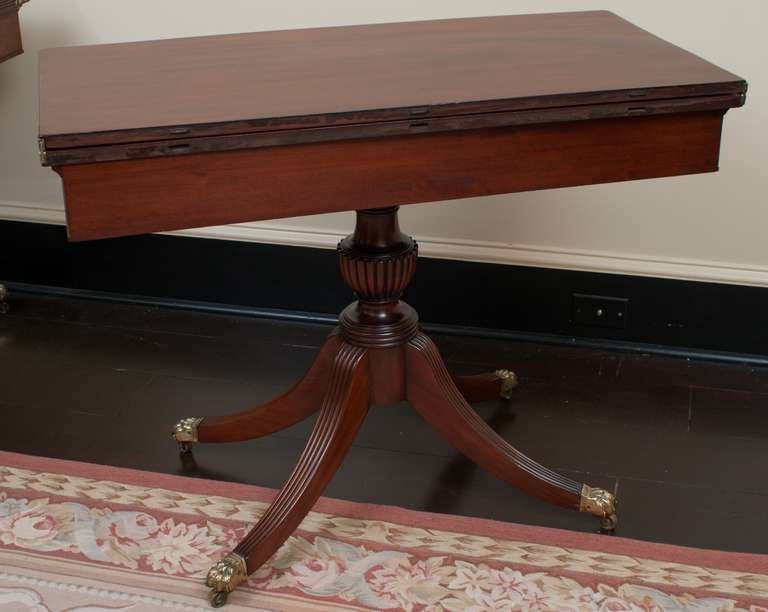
[{"x1": 2, "y1": 450, "x2": 766, "y2": 575}]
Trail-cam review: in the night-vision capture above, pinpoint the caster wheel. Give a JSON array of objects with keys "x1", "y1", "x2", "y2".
[
  {"x1": 208, "y1": 590, "x2": 228, "y2": 608},
  {"x1": 599, "y1": 513, "x2": 618, "y2": 533}
]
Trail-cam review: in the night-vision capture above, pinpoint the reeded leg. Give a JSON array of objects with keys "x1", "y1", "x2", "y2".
[
  {"x1": 172, "y1": 332, "x2": 342, "y2": 451},
  {"x1": 406, "y1": 332, "x2": 616, "y2": 529},
  {"x1": 205, "y1": 342, "x2": 370, "y2": 606},
  {"x1": 452, "y1": 369, "x2": 518, "y2": 402}
]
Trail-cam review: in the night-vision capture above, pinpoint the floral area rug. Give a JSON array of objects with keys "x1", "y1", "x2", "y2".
[{"x1": 0, "y1": 451, "x2": 766, "y2": 611}]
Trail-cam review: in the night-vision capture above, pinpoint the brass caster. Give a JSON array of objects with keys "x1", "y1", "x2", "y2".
[
  {"x1": 208, "y1": 590, "x2": 228, "y2": 608},
  {"x1": 205, "y1": 552, "x2": 247, "y2": 606},
  {"x1": 599, "y1": 512, "x2": 618, "y2": 533},
  {"x1": 172, "y1": 417, "x2": 203, "y2": 452},
  {"x1": 494, "y1": 369, "x2": 519, "y2": 400},
  {"x1": 580, "y1": 484, "x2": 618, "y2": 533}
]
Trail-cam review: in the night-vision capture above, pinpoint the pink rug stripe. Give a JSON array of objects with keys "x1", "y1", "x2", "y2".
[{"x1": 2, "y1": 449, "x2": 766, "y2": 575}]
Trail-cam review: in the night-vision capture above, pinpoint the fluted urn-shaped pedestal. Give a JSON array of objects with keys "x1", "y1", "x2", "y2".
[{"x1": 337, "y1": 206, "x2": 419, "y2": 348}]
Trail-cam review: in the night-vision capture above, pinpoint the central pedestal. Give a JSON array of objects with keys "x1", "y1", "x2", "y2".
[
  {"x1": 337, "y1": 206, "x2": 418, "y2": 405},
  {"x1": 338, "y1": 207, "x2": 419, "y2": 345}
]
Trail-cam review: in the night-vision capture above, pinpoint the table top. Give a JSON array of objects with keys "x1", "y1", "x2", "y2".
[{"x1": 39, "y1": 11, "x2": 745, "y2": 153}]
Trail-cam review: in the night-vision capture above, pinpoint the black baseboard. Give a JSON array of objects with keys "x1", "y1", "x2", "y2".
[{"x1": 2, "y1": 220, "x2": 767, "y2": 361}]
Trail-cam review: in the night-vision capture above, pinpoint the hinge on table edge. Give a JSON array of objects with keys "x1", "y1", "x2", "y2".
[{"x1": 38, "y1": 138, "x2": 48, "y2": 165}]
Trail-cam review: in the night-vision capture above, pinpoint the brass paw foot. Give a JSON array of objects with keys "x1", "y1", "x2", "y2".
[
  {"x1": 494, "y1": 369, "x2": 519, "y2": 399},
  {"x1": 172, "y1": 417, "x2": 203, "y2": 453},
  {"x1": 580, "y1": 484, "x2": 618, "y2": 532},
  {"x1": 205, "y1": 552, "x2": 248, "y2": 607}
]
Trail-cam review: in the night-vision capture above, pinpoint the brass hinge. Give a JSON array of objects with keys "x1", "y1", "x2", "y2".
[{"x1": 38, "y1": 138, "x2": 48, "y2": 165}]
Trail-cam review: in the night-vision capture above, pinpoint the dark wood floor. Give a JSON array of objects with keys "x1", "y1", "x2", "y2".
[{"x1": 1, "y1": 293, "x2": 767, "y2": 554}]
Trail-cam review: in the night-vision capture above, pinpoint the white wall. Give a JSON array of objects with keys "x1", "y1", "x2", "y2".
[{"x1": 1, "y1": 1, "x2": 765, "y2": 285}]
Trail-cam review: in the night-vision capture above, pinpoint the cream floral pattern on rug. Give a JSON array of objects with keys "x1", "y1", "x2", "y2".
[{"x1": 1, "y1": 488, "x2": 766, "y2": 611}]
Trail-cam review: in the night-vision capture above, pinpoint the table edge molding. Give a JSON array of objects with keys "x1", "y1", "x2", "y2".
[{"x1": 39, "y1": 91, "x2": 745, "y2": 166}]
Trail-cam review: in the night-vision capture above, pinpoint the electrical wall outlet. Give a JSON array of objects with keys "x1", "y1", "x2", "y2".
[{"x1": 572, "y1": 294, "x2": 629, "y2": 329}]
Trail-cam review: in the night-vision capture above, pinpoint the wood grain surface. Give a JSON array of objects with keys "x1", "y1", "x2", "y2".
[{"x1": 39, "y1": 11, "x2": 745, "y2": 147}]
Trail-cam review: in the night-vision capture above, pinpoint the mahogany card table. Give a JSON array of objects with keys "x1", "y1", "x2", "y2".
[{"x1": 38, "y1": 11, "x2": 746, "y2": 606}]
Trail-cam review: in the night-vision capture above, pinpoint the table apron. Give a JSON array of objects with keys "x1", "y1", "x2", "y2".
[{"x1": 56, "y1": 110, "x2": 725, "y2": 242}]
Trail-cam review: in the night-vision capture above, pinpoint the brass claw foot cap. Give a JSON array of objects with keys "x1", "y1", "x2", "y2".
[
  {"x1": 580, "y1": 484, "x2": 618, "y2": 532},
  {"x1": 494, "y1": 369, "x2": 519, "y2": 400},
  {"x1": 172, "y1": 417, "x2": 203, "y2": 452},
  {"x1": 206, "y1": 552, "x2": 248, "y2": 607}
]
